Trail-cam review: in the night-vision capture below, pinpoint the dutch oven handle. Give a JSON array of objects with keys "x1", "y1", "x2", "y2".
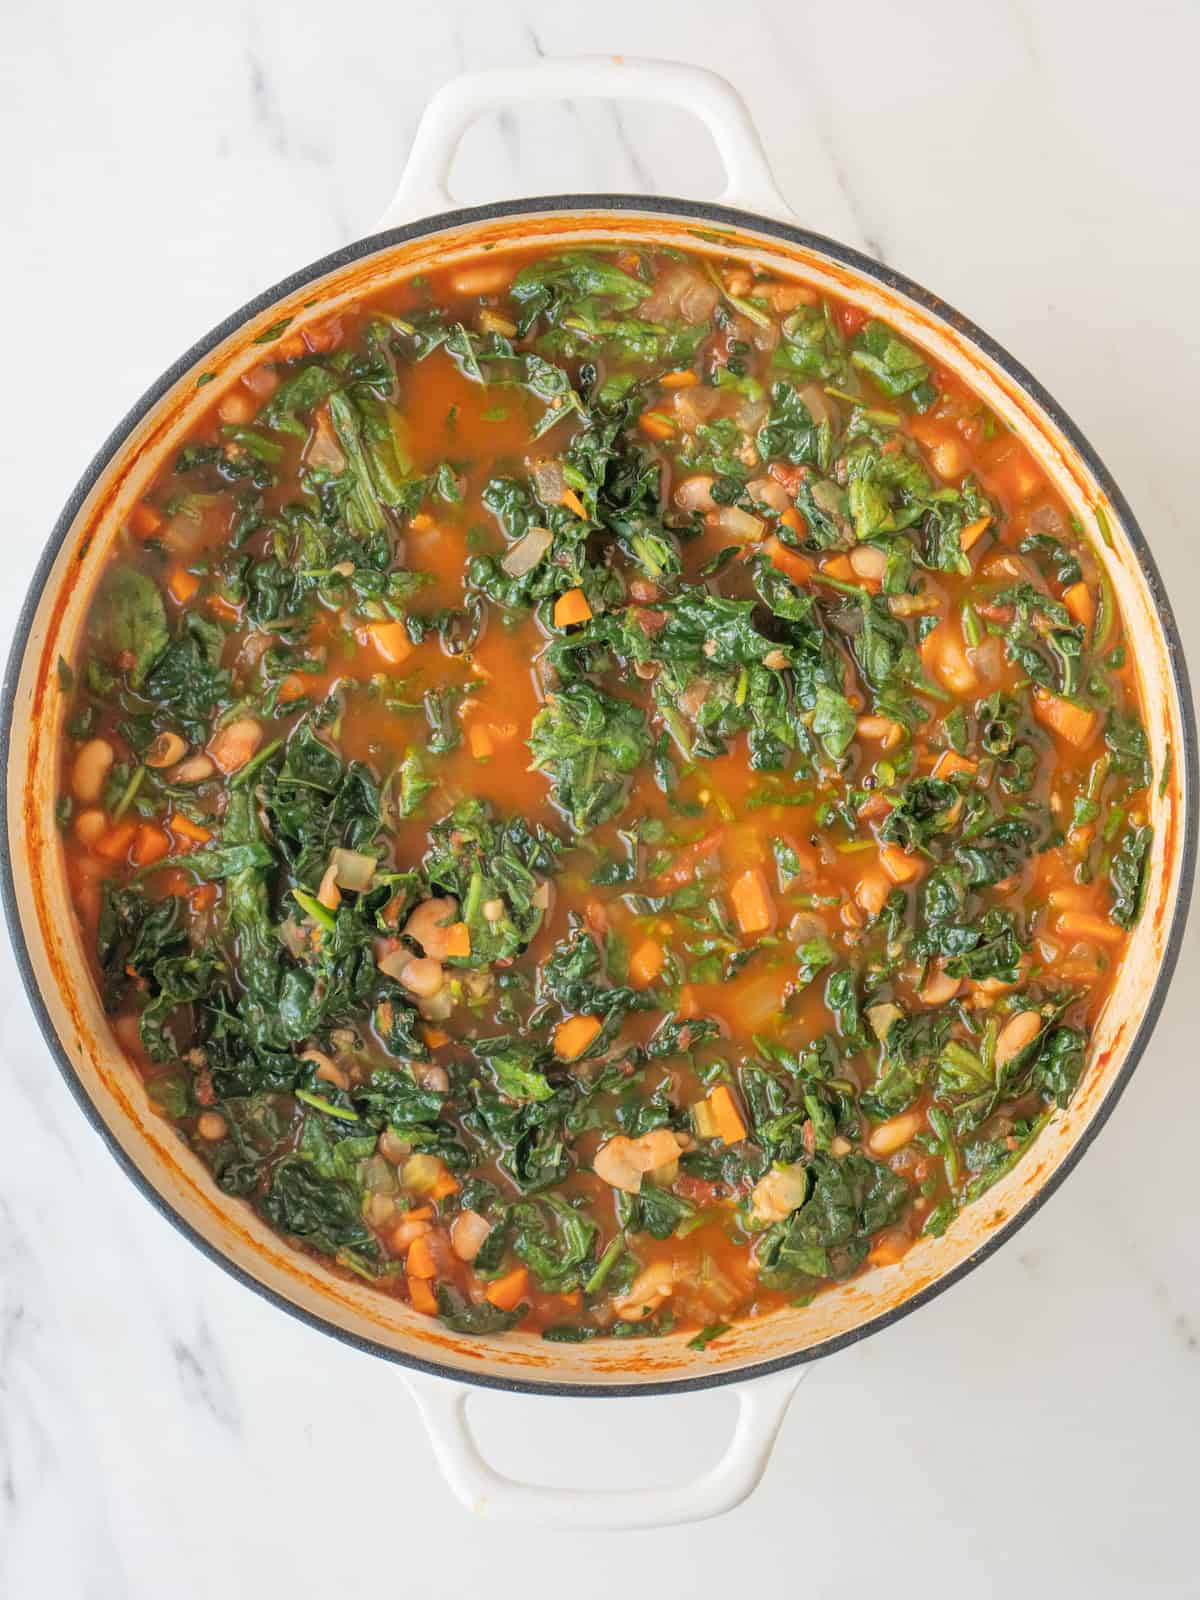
[
  {"x1": 404, "y1": 1368, "x2": 805, "y2": 1529},
  {"x1": 376, "y1": 55, "x2": 795, "y2": 229}
]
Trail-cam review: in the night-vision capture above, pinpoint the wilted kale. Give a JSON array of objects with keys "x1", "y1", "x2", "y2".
[
  {"x1": 1109, "y1": 822, "x2": 1152, "y2": 929},
  {"x1": 422, "y1": 800, "x2": 561, "y2": 964},
  {"x1": 756, "y1": 1154, "x2": 910, "y2": 1286},
  {"x1": 528, "y1": 683, "x2": 651, "y2": 832}
]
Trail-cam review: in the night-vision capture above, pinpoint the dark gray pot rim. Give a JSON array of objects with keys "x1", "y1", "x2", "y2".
[{"x1": 3, "y1": 194, "x2": 1195, "y2": 1398}]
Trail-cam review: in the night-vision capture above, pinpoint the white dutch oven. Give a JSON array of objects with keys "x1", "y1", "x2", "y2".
[{"x1": 3, "y1": 58, "x2": 1195, "y2": 1530}]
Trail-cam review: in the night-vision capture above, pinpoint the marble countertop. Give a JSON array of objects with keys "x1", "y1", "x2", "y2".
[{"x1": 3, "y1": 1, "x2": 1198, "y2": 1594}]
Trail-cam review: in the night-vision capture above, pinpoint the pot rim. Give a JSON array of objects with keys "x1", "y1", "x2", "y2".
[{"x1": 4, "y1": 193, "x2": 1195, "y2": 1398}]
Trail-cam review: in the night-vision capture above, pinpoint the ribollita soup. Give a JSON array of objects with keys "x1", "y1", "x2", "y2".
[{"x1": 56, "y1": 242, "x2": 1155, "y2": 1349}]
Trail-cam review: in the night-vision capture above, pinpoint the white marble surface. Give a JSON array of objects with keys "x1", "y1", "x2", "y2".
[{"x1": 3, "y1": 0, "x2": 1200, "y2": 1593}]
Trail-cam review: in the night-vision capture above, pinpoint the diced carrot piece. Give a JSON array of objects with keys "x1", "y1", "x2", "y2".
[
  {"x1": 932, "y1": 750, "x2": 979, "y2": 780},
  {"x1": 676, "y1": 984, "x2": 700, "y2": 1019},
  {"x1": 554, "y1": 1014, "x2": 602, "y2": 1060},
  {"x1": 557, "y1": 1290, "x2": 583, "y2": 1309},
  {"x1": 442, "y1": 922, "x2": 471, "y2": 959},
  {"x1": 765, "y1": 533, "x2": 814, "y2": 584},
  {"x1": 207, "y1": 594, "x2": 240, "y2": 623},
  {"x1": 706, "y1": 1084, "x2": 747, "y2": 1145},
  {"x1": 169, "y1": 812, "x2": 212, "y2": 846},
  {"x1": 821, "y1": 554, "x2": 854, "y2": 582},
  {"x1": 129, "y1": 502, "x2": 164, "y2": 539},
  {"x1": 858, "y1": 792, "x2": 894, "y2": 822},
  {"x1": 638, "y1": 412, "x2": 675, "y2": 440},
  {"x1": 730, "y1": 867, "x2": 775, "y2": 935},
  {"x1": 552, "y1": 588, "x2": 593, "y2": 628},
  {"x1": 277, "y1": 673, "x2": 308, "y2": 704},
  {"x1": 1056, "y1": 910, "x2": 1125, "y2": 945},
  {"x1": 560, "y1": 488, "x2": 588, "y2": 519},
  {"x1": 430, "y1": 1170, "x2": 460, "y2": 1201},
  {"x1": 880, "y1": 844, "x2": 926, "y2": 886},
  {"x1": 188, "y1": 883, "x2": 217, "y2": 912},
  {"x1": 485, "y1": 1266, "x2": 529, "y2": 1312},
  {"x1": 167, "y1": 566, "x2": 199, "y2": 605},
  {"x1": 958, "y1": 515, "x2": 992, "y2": 553},
  {"x1": 660, "y1": 369, "x2": 700, "y2": 388},
  {"x1": 94, "y1": 821, "x2": 137, "y2": 862},
  {"x1": 1032, "y1": 687, "x2": 1098, "y2": 748},
  {"x1": 1063, "y1": 582, "x2": 1095, "y2": 635},
  {"x1": 368, "y1": 621, "x2": 413, "y2": 666},
  {"x1": 920, "y1": 622, "x2": 978, "y2": 694},
  {"x1": 406, "y1": 1233, "x2": 438, "y2": 1279},
  {"x1": 628, "y1": 938, "x2": 665, "y2": 989},
  {"x1": 131, "y1": 824, "x2": 171, "y2": 867},
  {"x1": 409, "y1": 512, "x2": 435, "y2": 532},
  {"x1": 468, "y1": 722, "x2": 494, "y2": 760},
  {"x1": 408, "y1": 1276, "x2": 438, "y2": 1315},
  {"x1": 422, "y1": 1026, "x2": 450, "y2": 1048}
]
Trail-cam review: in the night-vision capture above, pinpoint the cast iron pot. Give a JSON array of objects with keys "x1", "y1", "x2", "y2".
[{"x1": 3, "y1": 57, "x2": 1195, "y2": 1529}]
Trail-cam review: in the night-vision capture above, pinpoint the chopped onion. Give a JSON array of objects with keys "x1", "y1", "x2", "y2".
[
  {"x1": 330, "y1": 847, "x2": 376, "y2": 891},
  {"x1": 500, "y1": 525, "x2": 552, "y2": 577},
  {"x1": 450, "y1": 1210, "x2": 492, "y2": 1263},
  {"x1": 304, "y1": 407, "x2": 346, "y2": 473},
  {"x1": 707, "y1": 504, "x2": 764, "y2": 541}
]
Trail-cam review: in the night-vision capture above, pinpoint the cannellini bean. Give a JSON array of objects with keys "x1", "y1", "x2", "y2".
[
  {"x1": 414, "y1": 1063, "x2": 450, "y2": 1093},
  {"x1": 855, "y1": 870, "x2": 891, "y2": 919},
  {"x1": 868, "y1": 1108, "x2": 924, "y2": 1157},
  {"x1": 856, "y1": 715, "x2": 903, "y2": 749},
  {"x1": 593, "y1": 1129, "x2": 683, "y2": 1195},
  {"x1": 849, "y1": 544, "x2": 888, "y2": 581},
  {"x1": 919, "y1": 964, "x2": 962, "y2": 1006},
  {"x1": 673, "y1": 474, "x2": 717, "y2": 514},
  {"x1": 218, "y1": 389, "x2": 256, "y2": 425},
  {"x1": 72, "y1": 738, "x2": 114, "y2": 803},
  {"x1": 450, "y1": 1210, "x2": 492, "y2": 1262},
  {"x1": 614, "y1": 1261, "x2": 677, "y2": 1321},
  {"x1": 450, "y1": 262, "x2": 513, "y2": 297},
  {"x1": 73, "y1": 808, "x2": 107, "y2": 846},
  {"x1": 746, "y1": 476, "x2": 790, "y2": 512},
  {"x1": 196, "y1": 1112, "x2": 228, "y2": 1141},
  {"x1": 391, "y1": 1216, "x2": 432, "y2": 1253},
  {"x1": 145, "y1": 731, "x2": 187, "y2": 769},
  {"x1": 209, "y1": 717, "x2": 263, "y2": 774},
  {"x1": 994, "y1": 1009, "x2": 1043, "y2": 1068},
  {"x1": 749, "y1": 1164, "x2": 809, "y2": 1225},
  {"x1": 396, "y1": 957, "x2": 444, "y2": 999},
  {"x1": 766, "y1": 282, "x2": 818, "y2": 313},
  {"x1": 402, "y1": 896, "x2": 461, "y2": 960},
  {"x1": 170, "y1": 754, "x2": 215, "y2": 784}
]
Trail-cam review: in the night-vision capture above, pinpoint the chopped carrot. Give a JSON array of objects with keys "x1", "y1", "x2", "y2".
[
  {"x1": 730, "y1": 868, "x2": 774, "y2": 935},
  {"x1": 430, "y1": 1169, "x2": 460, "y2": 1201},
  {"x1": 554, "y1": 1014, "x2": 602, "y2": 1060},
  {"x1": 553, "y1": 588, "x2": 593, "y2": 628},
  {"x1": 557, "y1": 1290, "x2": 583, "y2": 1309},
  {"x1": 188, "y1": 883, "x2": 217, "y2": 913},
  {"x1": 879, "y1": 844, "x2": 926, "y2": 886},
  {"x1": 167, "y1": 566, "x2": 199, "y2": 605},
  {"x1": 628, "y1": 937, "x2": 666, "y2": 989},
  {"x1": 821, "y1": 554, "x2": 855, "y2": 582},
  {"x1": 276, "y1": 673, "x2": 308, "y2": 704},
  {"x1": 368, "y1": 621, "x2": 413, "y2": 666},
  {"x1": 94, "y1": 821, "x2": 137, "y2": 862},
  {"x1": 406, "y1": 1233, "x2": 438, "y2": 1279},
  {"x1": 405, "y1": 1206, "x2": 434, "y2": 1223},
  {"x1": 423, "y1": 1026, "x2": 450, "y2": 1048},
  {"x1": 932, "y1": 750, "x2": 979, "y2": 780},
  {"x1": 206, "y1": 593, "x2": 239, "y2": 624},
  {"x1": 169, "y1": 812, "x2": 212, "y2": 846},
  {"x1": 129, "y1": 502, "x2": 164, "y2": 539},
  {"x1": 1032, "y1": 687, "x2": 1098, "y2": 748},
  {"x1": 1063, "y1": 581, "x2": 1095, "y2": 635},
  {"x1": 765, "y1": 533, "x2": 814, "y2": 584},
  {"x1": 706, "y1": 1084, "x2": 747, "y2": 1145},
  {"x1": 779, "y1": 507, "x2": 809, "y2": 540},
  {"x1": 659, "y1": 369, "x2": 699, "y2": 388},
  {"x1": 131, "y1": 824, "x2": 171, "y2": 867},
  {"x1": 408, "y1": 1276, "x2": 437, "y2": 1315},
  {"x1": 958, "y1": 515, "x2": 992, "y2": 553},
  {"x1": 638, "y1": 412, "x2": 675, "y2": 441},
  {"x1": 442, "y1": 922, "x2": 471, "y2": 959},
  {"x1": 857, "y1": 792, "x2": 894, "y2": 822},
  {"x1": 468, "y1": 722, "x2": 494, "y2": 760},
  {"x1": 1056, "y1": 910, "x2": 1125, "y2": 945},
  {"x1": 560, "y1": 487, "x2": 588, "y2": 519},
  {"x1": 409, "y1": 512, "x2": 435, "y2": 532},
  {"x1": 485, "y1": 1266, "x2": 529, "y2": 1312}
]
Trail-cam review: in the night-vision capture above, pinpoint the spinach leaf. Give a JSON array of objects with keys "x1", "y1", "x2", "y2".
[
  {"x1": 106, "y1": 567, "x2": 169, "y2": 689},
  {"x1": 529, "y1": 683, "x2": 651, "y2": 833}
]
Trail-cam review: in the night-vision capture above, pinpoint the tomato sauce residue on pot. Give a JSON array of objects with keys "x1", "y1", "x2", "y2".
[{"x1": 52, "y1": 241, "x2": 1157, "y2": 1349}]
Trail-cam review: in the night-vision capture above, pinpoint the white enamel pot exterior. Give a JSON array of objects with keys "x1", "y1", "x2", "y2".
[{"x1": 3, "y1": 58, "x2": 1195, "y2": 1531}]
